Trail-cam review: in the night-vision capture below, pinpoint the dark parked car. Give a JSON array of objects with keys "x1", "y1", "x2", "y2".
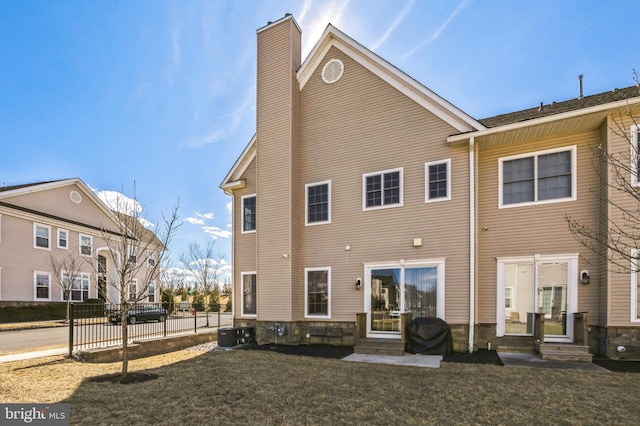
[{"x1": 109, "y1": 306, "x2": 168, "y2": 325}]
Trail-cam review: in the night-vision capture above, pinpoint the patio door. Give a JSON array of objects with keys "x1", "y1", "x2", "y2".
[
  {"x1": 365, "y1": 260, "x2": 444, "y2": 338},
  {"x1": 497, "y1": 254, "x2": 577, "y2": 342}
]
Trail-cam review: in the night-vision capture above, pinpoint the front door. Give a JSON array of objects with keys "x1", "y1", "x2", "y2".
[
  {"x1": 497, "y1": 254, "x2": 577, "y2": 342},
  {"x1": 365, "y1": 260, "x2": 444, "y2": 338}
]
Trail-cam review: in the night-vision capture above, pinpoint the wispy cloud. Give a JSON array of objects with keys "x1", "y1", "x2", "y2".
[
  {"x1": 172, "y1": 28, "x2": 181, "y2": 67},
  {"x1": 299, "y1": 0, "x2": 351, "y2": 58},
  {"x1": 370, "y1": 0, "x2": 416, "y2": 51},
  {"x1": 185, "y1": 211, "x2": 215, "y2": 225},
  {"x1": 187, "y1": 85, "x2": 254, "y2": 148},
  {"x1": 400, "y1": 0, "x2": 469, "y2": 61},
  {"x1": 202, "y1": 226, "x2": 232, "y2": 240}
]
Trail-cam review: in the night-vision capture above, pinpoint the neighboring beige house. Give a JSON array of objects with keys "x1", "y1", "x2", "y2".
[
  {"x1": 221, "y1": 14, "x2": 640, "y2": 358},
  {"x1": 0, "y1": 178, "x2": 160, "y2": 305}
]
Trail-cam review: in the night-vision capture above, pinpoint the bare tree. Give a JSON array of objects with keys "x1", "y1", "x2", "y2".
[
  {"x1": 97, "y1": 194, "x2": 180, "y2": 380},
  {"x1": 179, "y1": 241, "x2": 225, "y2": 327},
  {"x1": 566, "y1": 77, "x2": 640, "y2": 272},
  {"x1": 50, "y1": 252, "x2": 86, "y2": 322}
]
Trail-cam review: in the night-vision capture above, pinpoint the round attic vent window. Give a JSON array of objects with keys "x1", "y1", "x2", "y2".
[
  {"x1": 321, "y1": 59, "x2": 344, "y2": 84},
  {"x1": 70, "y1": 191, "x2": 82, "y2": 204}
]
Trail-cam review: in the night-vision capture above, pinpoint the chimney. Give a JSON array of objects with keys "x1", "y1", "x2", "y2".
[
  {"x1": 255, "y1": 15, "x2": 302, "y2": 322},
  {"x1": 578, "y1": 74, "x2": 584, "y2": 100}
]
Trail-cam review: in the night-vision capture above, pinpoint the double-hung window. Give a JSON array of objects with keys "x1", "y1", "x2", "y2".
[
  {"x1": 500, "y1": 146, "x2": 576, "y2": 207},
  {"x1": 79, "y1": 234, "x2": 92, "y2": 256},
  {"x1": 242, "y1": 195, "x2": 256, "y2": 233},
  {"x1": 305, "y1": 267, "x2": 331, "y2": 318},
  {"x1": 63, "y1": 272, "x2": 90, "y2": 301},
  {"x1": 363, "y1": 168, "x2": 403, "y2": 210},
  {"x1": 242, "y1": 272, "x2": 257, "y2": 316},
  {"x1": 58, "y1": 229, "x2": 69, "y2": 249},
  {"x1": 128, "y1": 279, "x2": 138, "y2": 302},
  {"x1": 148, "y1": 250, "x2": 156, "y2": 267},
  {"x1": 148, "y1": 282, "x2": 156, "y2": 303},
  {"x1": 34, "y1": 224, "x2": 51, "y2": 250},
  {"x1": 425, "y1": 159, "x2": 451, "y2": 202},
  {"x1": 128, "y1": 246, "x2": 138, "y2": 264},
  {"x1": 305, "y1": 181, "x2": 331, "y2": 225},
  {"x1": 35, "y1": 272, "x2": 51, "y2": 300}
]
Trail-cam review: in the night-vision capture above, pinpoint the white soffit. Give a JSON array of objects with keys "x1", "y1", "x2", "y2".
[{"x1": 297, "y1": 25, "x2": 485, "y2": 134}]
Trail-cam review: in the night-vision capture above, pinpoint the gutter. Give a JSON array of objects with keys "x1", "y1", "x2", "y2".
[
  {"x1": 448, "y1": 96, "x2": 640, "y2": 144},
  {"x1": 468, "y1": 137, "x2": 476, "y2": 353}
]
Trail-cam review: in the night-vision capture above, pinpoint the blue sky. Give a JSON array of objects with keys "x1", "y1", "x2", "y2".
[{"x1": 1, "y1": 0, "x2": 637, "y2": 280}]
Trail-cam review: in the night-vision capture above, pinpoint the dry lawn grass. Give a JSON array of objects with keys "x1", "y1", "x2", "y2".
[{"x1": 1, "y1": 349, "x2": 639, "y2": 425}]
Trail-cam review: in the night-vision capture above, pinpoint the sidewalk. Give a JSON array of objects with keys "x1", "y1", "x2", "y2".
[
  {"x1": 0, "y1": 319, "x2": 68, "y2": 332},
  {"x1": 0, "y1": 348, "x2": 67, "y2": 364}
]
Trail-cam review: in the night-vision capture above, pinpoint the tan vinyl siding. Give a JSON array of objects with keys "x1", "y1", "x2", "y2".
[
  {"x1": 298, "y1": 47, "x2": 470, "y2": 323},
  {"x1": 233, "y1": 159, "x2": 257, "y2": 316},
  {"x1": 255, "y1": 18, "x2": 301, "y2": 321},
  {"x1": 597, "y1": 122, "x2": 609, "y2": 325},
  {"x1": 606, "y1": 115, "x2": 638, "y2": 325},
  {"x1": 476, "y1": 131, "x2": 600, "y2": 324},
  {"x1": 0, "y1": 210, "x2": 110, "y2": 301},
  {"x1": 4, "y1": 185, "x2": 120, "y2": 234}
]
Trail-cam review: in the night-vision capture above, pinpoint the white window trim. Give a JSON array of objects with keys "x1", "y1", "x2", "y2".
[
  {"x1": 79, "y1": 234, "x2": 93, "y2": 257},
  {"x1": 33, "y1": 223, "x2": 51, "y2": 250},
  {"x1": 241, "y1": 271, "x2": 257, "y2": 317},
  {"x1": 364, "y1": 258, "x2": 446, "y2": 322},
  {"x1": 57, "y1": 229, "x2": 69, "y2": 250},
  {"x1": 148, "y1": 281, "x2": 156, "y2": 303},
  {"x1": 631, "y1": 249, "x2": 640, "y2": 322},
  {"x1": 305, "y1": 180, "x2": 332, "y2": 226},
  {"x1": 128, "y1": 279, "x2": 138, "y2": 302},
  {"x1": 34, "y1": 271, "x2": 51, "y2": 301},
  {"x1": 305, "y1": 267, "x2": 332, "y2": 319},
  {"x1": 631, "y1": 125, "x2": 640, "y2": 187},
  {"x1": 498, "y1": 145, "x2": 577, "y2": 209},
  {"x1": 62, "y1": 271, "x2": 91, "y2": 302},
  {"x1": 241, "y1": 194, "x2": 256, "y2": 234},
  {"x1": 147, "y1": 250, "x2": 156, "y2": 266},
  {"x1": 496, "y1": 254, "x2": 578, "y2": 338},
  {"x1": 425, "y1": 158, "x2": 451, "y2": 203},
  {"x1": 362, "y1": 167, "x2": 404, "y2": 211}
]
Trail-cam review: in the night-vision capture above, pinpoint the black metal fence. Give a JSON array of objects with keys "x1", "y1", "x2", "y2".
[{"x1": 68, "y1": 302, "x2": 230, "y2": 356}]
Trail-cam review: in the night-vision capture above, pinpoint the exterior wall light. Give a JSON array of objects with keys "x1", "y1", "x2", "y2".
[
  {"x1": 580, "y1": 270, "x2": 590, "y2": 284},
  {"x1": 355, "y1": 278, "x2": 362, "y2": 290}
]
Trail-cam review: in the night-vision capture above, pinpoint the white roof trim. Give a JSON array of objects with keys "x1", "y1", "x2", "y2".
[
  {"x1": 220, "y1": 134, "x2": 256, "y2": 189},
  {"x1": 447, "y1": 96, "x2": 640, "y2": 143},
  {"x1": 297, "y1": 24, "x2": 485, "y2": 133},
  {"x1": 0, "y1": 177, "x2": 124, "y2": 229}
]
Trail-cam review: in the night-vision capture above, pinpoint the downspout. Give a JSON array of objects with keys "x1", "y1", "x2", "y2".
[
  {"x1": 468, "y1": 137, "x2": 476, "y2": 353},
  {"x1": 224, "y1": 190, "x2": 236, "y2": 327}
]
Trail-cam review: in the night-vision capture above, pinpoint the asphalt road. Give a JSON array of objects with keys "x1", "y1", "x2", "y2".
[{"x1": 0, "y1": 313, "x2": 233, "y2": 353}]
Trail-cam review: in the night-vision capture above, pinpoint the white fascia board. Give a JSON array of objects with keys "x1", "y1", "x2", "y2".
[
  {"x1": 0, "y1": 178, "x2": 78, "y2": 200},
  {"x1": 297, "y1": 26, "x2": 485, "y2": 133},
  {"x1": 448, "y1": 96, "x2": 640, "y2": 144},
  {"x1": 220, "y1": 134, "x2": 256, "y2": 190}
]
